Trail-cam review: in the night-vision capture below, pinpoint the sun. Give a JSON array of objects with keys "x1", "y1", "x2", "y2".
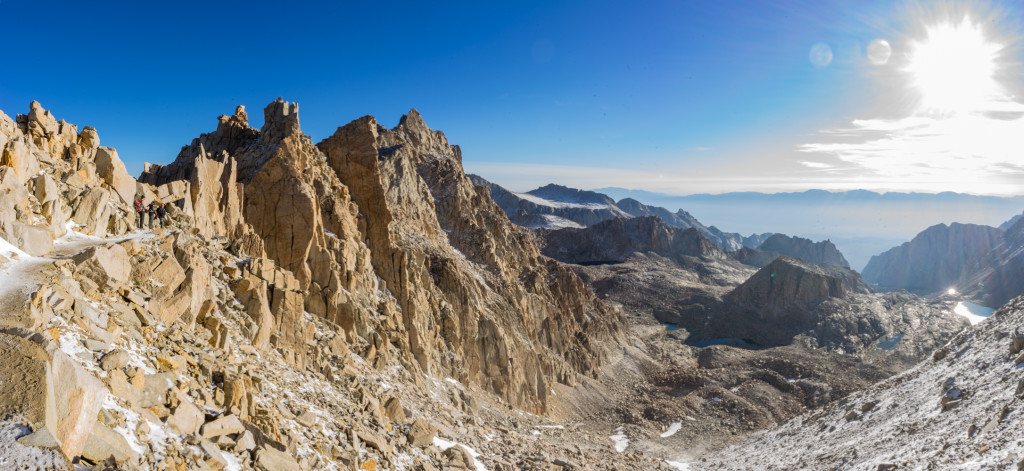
[{"x1": 906, "y1": 17, "x2": 1002, "y2": 113}]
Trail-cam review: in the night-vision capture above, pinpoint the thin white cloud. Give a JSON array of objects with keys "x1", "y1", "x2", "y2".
[
  {"x1": 799, "y1": 161, "x2": 833, "y2": 169},
  {"x1": 799, "y1": 105, "x2": 1024, "y2": 195}
]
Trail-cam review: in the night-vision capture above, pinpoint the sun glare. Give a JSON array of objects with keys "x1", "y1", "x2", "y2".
[{"x1": 907, "y1": 17, "x2": 1002, "y2": 113}]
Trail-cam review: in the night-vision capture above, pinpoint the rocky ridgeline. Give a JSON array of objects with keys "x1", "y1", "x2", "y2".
[
  {"x1": 537, "y1": 216, "x2": 723, "y2": 264},
  {"x1": 469, "y1": 177, "x2": 630, "y2": 228},
  {"x1": 0, "y1": 101, "x2": 678, "y2": 470},
  {"x1": 750, "y1": 234, "x2": 849, "y2": 268},
  {"x1": 139, "y1": 99, "x2": 623, "y2": 412}
]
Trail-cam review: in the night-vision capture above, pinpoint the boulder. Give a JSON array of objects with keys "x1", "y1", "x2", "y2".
[
  {"x1": 0, "y1": 333, "x2": 57, "y2": 434},
  {"x1": 3, "y1": 221, "x2": 53, "y2": 256},
  {"x1": 0, "y1": 167, "x2": 30, "y2": 228},
  {"x1": 165, "y1": 390, "x2": 204, "y2": 435},
  {"x1": 2, "y1": 137, "x2": 40, "y2": 184},
  {"x1": 50, "y1": 349, "x2": 105, "y2": 457},
  {"x1": 199, "y1": 437, "x2": 228, "y2": 470},
  {"x1": 139, "y1": 372, "x2": 176, "y2": 409},
  {"x1": 71, "y1": 187, "x2": 112, "y2": 236},
  {"x1": 383, "y1": 397, "x2": 406, "y2": 423},
  {"x1": 407, "y1": 418, "x2": 437, "y2": 447},
  {"x1": 78, "y1": 126, "x2": 99, "y2": 150},
  {"x1": 254, "y1": 445, "x2": 301, "y2": 471},
  {"x1": 81, "y1": 422, "x2": 136, "y2": 465},
  {"x1": 94, "y1": 146, "x2": 136, "y2": 206},
  {"x1": 150, "y1": 255, "x2": 186, "y2": 298},
  {"x1": 72, "y1": 244, "x2": 131, "y2": 291},
  {"x1": 27, "y1": 101, "x2": 59, "y2": 138},
  {"x1": 99, "y1": 349, "x2": 132, "y2": 371},
  {"x1": 201, "y1": 414, "x2": 245, "y2": 439},
  {"x1": 32, "y1": 173, "x2": 59, "y2": 204}
]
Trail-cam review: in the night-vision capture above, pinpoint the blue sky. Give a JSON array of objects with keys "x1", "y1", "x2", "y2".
[{"x1": 2, "y1": 0, "x2": 1022, "y2": 195}]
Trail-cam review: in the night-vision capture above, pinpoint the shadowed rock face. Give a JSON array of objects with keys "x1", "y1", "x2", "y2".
[
  {"x1": 727, "y1": 257, "x2": 866, "y2": 310},
  {"x1": 963, "y1": 216, "x2": 1024, "y2": 307},
  {"x1": 862, "y1": 220, "x2": 1024, "y2": 307},
  {"x1": 703, "y1": 257, "x2": 965, "y2": 354},
  {"x1": 754, "y1": 234, "x2": 850, "y2": 268},
  {"x1": 861, "y1": 223, "x2": 1003, "y2": 294},
  {"x1": 536, "y1": 215, "x2": 722, "y2": 264}
]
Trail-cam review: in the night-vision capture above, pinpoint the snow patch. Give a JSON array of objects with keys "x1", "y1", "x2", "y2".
[
  {"x1": 0, "y1": 235, "x2": 29, "y2": 259},
  {"x1": 610, "y1": 426, "x2": 629, "y2": 452},
  {"x1": 514, "y1": 192, "x2": 611, "y2": 210},
  {"x1": 432, "y1": 436, "x2": 488, "y2": 471},
  {"x1": 666, "y1": 460, "x2": 691, "y2": 470},
  {"x1": 660, "y1": 422, "x2": 682, "y2": 438},
  {"x1": 0, "y1": 420, "x2": 68, "y2": 469},
  {"x1": 539, "y1": 214, "x2": 586, "y2": 229}
]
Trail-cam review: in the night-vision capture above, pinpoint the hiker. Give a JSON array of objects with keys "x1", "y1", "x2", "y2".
[
  {"x1": 147, "y1": 202, "x2": 157, "y2": 229},
  {"x1": 155, "y1": 202, "x2": 167, "y2": 229},
  {"x1": 134, "y1": 197, "x2": 146, "y2": 228}
]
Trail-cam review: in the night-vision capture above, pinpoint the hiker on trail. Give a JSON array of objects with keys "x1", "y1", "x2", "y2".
[
  {"x1": 147, "y1": 202, "x2": 157, "y2": 229},
  {"x1": 156, "y1": 203, "x2": 167, "y2": 229},
  {"x1": 134, "y1": 197, "x2": 146, "y2": 228}
]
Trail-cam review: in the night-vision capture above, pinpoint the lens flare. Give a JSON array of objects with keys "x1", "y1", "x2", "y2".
[{"x1": 867, "y1": 39, "x2": 891, "y2": 65}]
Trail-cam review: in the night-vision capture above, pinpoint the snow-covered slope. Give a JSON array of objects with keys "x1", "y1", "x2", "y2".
[{"x1": 697, "y1": 294, "x2": 1024, "y2": 470}]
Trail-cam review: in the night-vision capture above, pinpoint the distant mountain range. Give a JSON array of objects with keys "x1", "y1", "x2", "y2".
[
  {"x1": 470, "y1": 177, "x2": 774, "y2": 251},
  {"x1": 596, "y1": 187, "x2": 1024, "y2": 271}
]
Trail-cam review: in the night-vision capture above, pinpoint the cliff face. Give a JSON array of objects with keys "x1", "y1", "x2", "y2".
[
  {"x1": 537, "y1": 215, "x2": 723, "y2": 264},
  {"x1": 861, "y1": 223, "x2": 1003, "y2": 294},
  {"x1": 316, "y1": 110, "x2": 623, "y2": 411},
  {"x1": 140, "y1": 100, "x2": 623, "y2": 413},
  {"x1": 962, "y1": 216, "x2": 1024, "y2": 307}
]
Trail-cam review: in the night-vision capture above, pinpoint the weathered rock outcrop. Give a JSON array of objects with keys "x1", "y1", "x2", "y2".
[
  {"x1": 700, "y1": 257, "x2": 965, "y2": 354},
  {"x1": 0, "y1": 102, "x2": 140, "y2": 250},
  {"x1": 727, "y1": 257, "x2": 865, "y2": 310},
  {"x1": 139, "y1": 99, "x2": 623, "y2": 412},
  {"x1": 318, "y1": 108, "x2": 622, "y2": 411}
]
